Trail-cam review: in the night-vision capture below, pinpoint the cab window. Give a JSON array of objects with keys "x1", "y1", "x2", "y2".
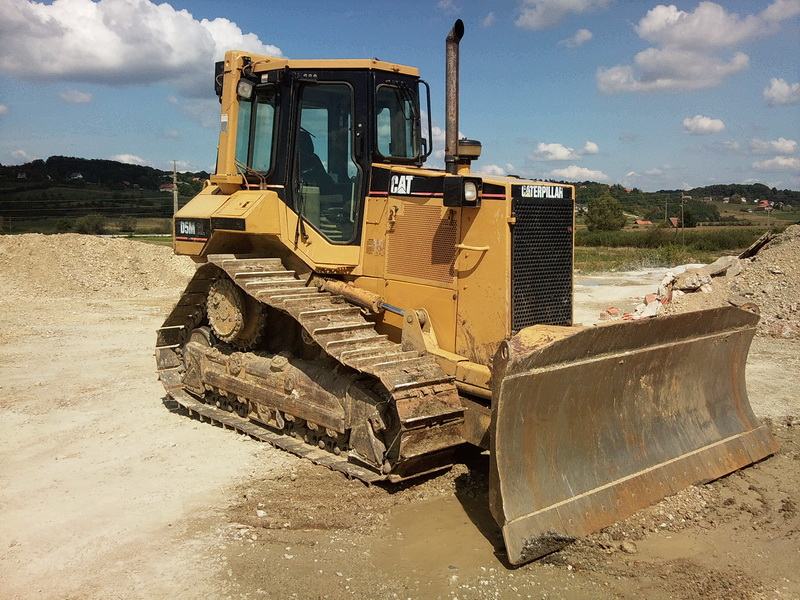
[
  {"x1": 294, "y1": 83, "x2": 361, "y2": 244},
  {"x1": 375, "y1": 85, "x2": 418, "y2": 160},
  {"x1": 235, "y1": 88, "x2": 277, "y2": 173}
]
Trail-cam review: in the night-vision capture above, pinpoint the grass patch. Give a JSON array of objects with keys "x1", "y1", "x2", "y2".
[
  {"x1": 574, "y1": 245, "x2": 728, "y2": 272},
  {"x1": 576, "y1": 225, "x2": 781, "y2": 251}
]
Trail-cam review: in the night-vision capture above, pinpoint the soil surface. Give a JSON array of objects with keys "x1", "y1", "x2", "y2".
[{"x1": 1, "y1": 234, "x2": 798, "y2": 599}]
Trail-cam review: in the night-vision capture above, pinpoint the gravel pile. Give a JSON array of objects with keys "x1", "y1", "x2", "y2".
[
  {"x1": 668, "y1": 225, "x2": 800, "y2": 338},
  {"x1": 0, "y1": 233, "x2": 195, "y2": 300}
]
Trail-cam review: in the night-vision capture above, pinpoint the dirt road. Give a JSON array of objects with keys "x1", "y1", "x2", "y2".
[{"x1": 1, "y1": 234, "x2": 798, "y2": 599}]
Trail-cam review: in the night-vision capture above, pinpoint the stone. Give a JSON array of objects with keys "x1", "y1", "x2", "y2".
[
  {"x1": 727, "y1": 259, "x2": 744, "y2": 278},
  {"x1": 704, "y1": 255, "x2": 738, "y2": 277},
  {"x1": 644, "y1": 293, "x2": 657, "y2": 304},
  {"x1": 256, "y1": 509, "x2": 267, "y2": 518},
  {"x1": 606, "y1": 306, "x2": 620, "y2": 316},
  {"x1": 639, "y1": 301, "x2": 663, "y2": 318},
  {"x1": 727, "y1": 294, "x2": 750, "y2": 307},
  {"x1": 620, "y1": 541, "x2": 638, "y2": 554},
  {"x1": 699, "y1": 283, "x2": 713, "y2": 294},
  {"x1": 674, "y1": 269, "x2": 712, "y2": 292}
]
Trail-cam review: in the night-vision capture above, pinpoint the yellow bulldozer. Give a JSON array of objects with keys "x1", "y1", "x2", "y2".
[{"x1": 157, "y1": 20, "x2": 776, "y2": 564}]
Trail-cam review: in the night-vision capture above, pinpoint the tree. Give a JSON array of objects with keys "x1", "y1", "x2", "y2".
[{"x1": 586, "y1": 193, "x2": 626, "y2": 231}]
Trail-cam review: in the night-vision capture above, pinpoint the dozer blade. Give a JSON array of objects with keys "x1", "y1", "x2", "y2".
[{"x1": 489, "y1": 306, "x2": 777, "y2": 565}]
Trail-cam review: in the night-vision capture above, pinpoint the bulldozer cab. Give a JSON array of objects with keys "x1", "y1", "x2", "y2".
[{"x1": 217, "y1": 55, "x2": 428, "y2": 247}]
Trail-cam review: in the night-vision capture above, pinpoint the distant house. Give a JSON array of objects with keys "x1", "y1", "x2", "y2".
[
  {"x1": 159, "y1": 182, "x2": 176, "y2": 192},
  {"x1": 740, "y1": 197, "x2": 748, "y2": 203},
  {"x1": 722, "y1": 197, "x2": 730, "y2": 203},
  {"x1": 67, "y1": 172, "x2": 83, "y2": 181},
  {"x1": 758, "y1": 200, "x2": 770, "y2": 208},
  {"x1": 16, "y1": 172, "x2": 27, "y2": 180},
  {"x1": 634, "y1": 219, "x2": 653, "y2": 226}
]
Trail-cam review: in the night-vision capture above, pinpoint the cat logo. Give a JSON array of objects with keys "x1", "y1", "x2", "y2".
[
  {"x1": 520, "y1": 185, "x2": 564, "y2": 199},
  {"x1": 389, "y1": 174, "x2": 413, "y2": 195}
]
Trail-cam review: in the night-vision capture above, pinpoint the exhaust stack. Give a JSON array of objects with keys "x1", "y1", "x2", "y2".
[{"x1": 445, "y1": 19, "x2": 464, "y2": 174}]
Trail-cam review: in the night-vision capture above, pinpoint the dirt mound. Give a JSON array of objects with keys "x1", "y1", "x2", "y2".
[
  {"x1": 0, "y1": 233, "x2": 195, "y2": 300},
  {"x1": 668, "y1": 224, "x2": 800, "y2": 338}
]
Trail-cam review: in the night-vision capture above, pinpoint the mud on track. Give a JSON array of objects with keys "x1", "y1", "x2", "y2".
[{"x1": 0, "y1": 233, "x2": 798, "y2": 599}]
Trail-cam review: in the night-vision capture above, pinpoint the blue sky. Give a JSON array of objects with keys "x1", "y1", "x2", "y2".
[{"x1": 0, "y1": 0, "x2": 798, "y2": 190}]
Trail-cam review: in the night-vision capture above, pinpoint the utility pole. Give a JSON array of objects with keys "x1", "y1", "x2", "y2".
[{"x1": 172, "y1": 160, "x2": 179, "y2": 215}]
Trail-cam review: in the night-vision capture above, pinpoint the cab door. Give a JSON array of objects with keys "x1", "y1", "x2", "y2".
[{"x1": 284, "y1": 71, "x2": 370, "y2": 267}]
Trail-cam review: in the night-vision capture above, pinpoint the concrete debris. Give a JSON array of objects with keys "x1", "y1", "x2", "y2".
[
  {"x1": 674, "y1": 269, "x2": 712, "y2": 292},
  {"x1": 256, "y1": 509, "x2": 267, "y2": 518},
  {"x1": 703, "y1": 255, "x2": 739, "y2": 277},
  {"x1": 599, "y1": 306, "x2": 622, "y2": 321}
]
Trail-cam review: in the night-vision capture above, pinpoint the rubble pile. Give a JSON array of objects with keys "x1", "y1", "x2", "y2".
[
  {"x1": 599, "y1": 225, "x2": 800, "y2": 338},
  {"x1": 0, "y1": 233, "x2": 195, "y2": 300}
]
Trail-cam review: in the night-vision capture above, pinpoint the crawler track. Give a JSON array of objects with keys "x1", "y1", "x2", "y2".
[{"x1": 156, "y1": 255, "x2": 464, "y2": 483}]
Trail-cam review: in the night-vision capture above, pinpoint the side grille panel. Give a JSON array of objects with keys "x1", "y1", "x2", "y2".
[
  {"x1": 386, "y1": 203, "x2": 457, "y2": 284},
  {"x1": 511, "y1": 196, "x2": 573, "y2": 330}
]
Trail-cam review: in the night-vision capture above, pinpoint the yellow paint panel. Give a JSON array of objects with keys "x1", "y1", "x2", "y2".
[
  {"x1": 382, "y1": 279, "x2": 457, "y2": 354},
  {"x1": 456, "y1": 192, "x2": 512, "y2": 366}
]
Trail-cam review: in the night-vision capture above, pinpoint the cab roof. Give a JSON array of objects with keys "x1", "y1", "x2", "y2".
[{"x1": 224, "y1": 50, "x2": 419, "y2": 77}]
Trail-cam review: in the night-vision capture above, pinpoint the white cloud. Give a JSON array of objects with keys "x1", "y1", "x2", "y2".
[
  {"x1": 753, "y1": 156, "x2": 800, "y2": 171},
  {"x1": 598, "y1": 49, "x2": 748, "y2": 93},
  {"x1": 0, "y1": 0, "x2": 281, "y2": 97},
  {"x1": 763, "y1": 78, "x2": 800, "y2": 105},
  {"x1": 722, "y1": 140, "x2": 741, "y2": 151},
  {"x1": 110, "y1": 153, "x2": 147, "y2": 166},
  {"x1": 476, "y1": 164, "x2": 507, "y2": 176},
  {"x1": 682, "y1": 114, "x2": 726, "y2": 135},
  {"x1": 173, "y1": 97, "x2": 220, "y2": 128},
  {"x1": 59, "y1": 89, "x2": 92, "y2": 103},
  {"x1": 597, "y1": 1, "x2": 799, "y2": 93},
  {"x1": 11, "y1": 149, "x2": 30, "y2": 161},
  {"x1": 549, "y1": 165, "x2": 608, "y2": 181},
  {"x1": 560, "y1": 28, "x2": 592, "y2": 48},
  {"x1": 0, "y1": 104, "x2": 8, "y2": 116},
  {"x1": 481, "y1": 12, "x2": 496, "y2": 27},
  {"x1": 533, "y1": 142, "x2": 578, "y2": 161},
  {"x1": 750, "y1": 137, "x2": 797, "y2": 154},
  {"x1": 516, "y1": 0, "x2": 610, "y2": 30},
  {"x1": 438, "y1": 0, "x2": 458, "y2": 14},
  {"x1": 636, "y1": 2, "x2": 770, "y2": 50},
  {"x1": 582, "y1": 140, "x2": 599, "y2": 154},
  {"x1": 163, "y1": 128, "x2": 180, "y2": 140}
]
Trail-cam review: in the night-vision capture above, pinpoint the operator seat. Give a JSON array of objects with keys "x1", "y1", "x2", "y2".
[{"x1": 298, "y1": 129, "x2": 335, "y2": 195}]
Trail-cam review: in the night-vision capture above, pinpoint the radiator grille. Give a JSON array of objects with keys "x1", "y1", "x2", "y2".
[
  {"x1": 511, "y1": 196, "x2": 573, "y2": 331},
  {"x1": 386, "y1": 204, "x2": 457, "y2": 284}
]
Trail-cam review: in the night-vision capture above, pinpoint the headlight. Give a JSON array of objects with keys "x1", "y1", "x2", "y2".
[
  {"x1": 237, "y1": 79, "x2": 254, "y2": 100},
  {"x1": 464, "y1": 181, "x2": 478, "y2": 203}
]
